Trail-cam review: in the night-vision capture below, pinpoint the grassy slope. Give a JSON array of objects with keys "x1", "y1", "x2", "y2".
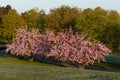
[
  {"x1": 0, "y1": 48, "x2": 120, "y2": 80},
  {"x1": 0, "y1": 56, "x2": 120, "y2": 80}
]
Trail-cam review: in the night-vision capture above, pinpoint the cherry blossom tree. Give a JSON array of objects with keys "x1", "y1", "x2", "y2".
[
  {"x1": 6, "y1": 28, "x2": 54, "y2": 61},
  {"x1": 47, "y1": 27, "x2": 111, "y2": 68},
  {"x1": 6, "y1": 27, "x2": 111, "y2": 67}
]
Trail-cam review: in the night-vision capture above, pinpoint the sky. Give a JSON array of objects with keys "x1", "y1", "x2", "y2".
[{"x1": 0, "y1": 0, "x2": 120, "y2": 14}]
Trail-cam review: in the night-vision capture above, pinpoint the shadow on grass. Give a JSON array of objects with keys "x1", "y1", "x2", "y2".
[
  {"x1": 105, "y1": 55, "x2": 120, "y2": 69},
  {"x1": 88, "y1": 55, "x2": 120, "y2": 72},
  {"x1": 0, "y1": 49, "x2": 65, "y2": 67}
]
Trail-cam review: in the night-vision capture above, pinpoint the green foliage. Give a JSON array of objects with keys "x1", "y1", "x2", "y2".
[
  {"x1": 0, "y1": 5, "x2": 11, "y2": 14},
  {"x1": 103, "y1": 10, "x2": 120, "y2": 51},
  {"x1": 0, "y1": 9, "x2": 25, "y2": 42},
  {"x1": 75, "y1": 7, "x2": 120, "y2": 51},
  {"x1": 75, "y1": 7, "x2": 108, "y2": 41},
  {"x1": 0, "y1": 5, "x2": 12, "y2": 42},
  {"x1": 46, "y1": 5, "x2": 80, "y2": 32},
  {"x1": 21, "y1": 8, "x2": 46, "y2": 31}
]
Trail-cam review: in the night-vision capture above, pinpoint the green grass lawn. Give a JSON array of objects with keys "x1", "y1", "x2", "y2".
[
  {"x1": 0, "y1": 54, "x2": 120, "y2": 80},
  {"x1": 0, "y1": 49, "x2": 120, "y2": 80}
]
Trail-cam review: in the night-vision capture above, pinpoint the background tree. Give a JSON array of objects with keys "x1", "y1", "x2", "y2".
[
  {"x1": 75, "y1": 7, "x2": 108, "y2": 41},
  {"x1": 75, "y1": 7, "x2": 120, "y2": 51},
  {"x1": 37, "y1": 10, "x2": 47, "y2": 32},
  {"x1": 0, "y1": 5, "x2": 12, "y2": 42},
  {"x1": 0, "y1": 9, "x2": 25, "y2": 43},
  {"x1": 21, "y1": 8, "x2": 39, "y2": 29},
  {"x1": 46, "y1": 5, "x2": 80, "y2": 32},
  {"x1": 0, "y1": 5, "x2": 11, "y2": 15},
  {"x1": 21, "y1": 8, "x2": 46, "y2": 31},
  {"x1": 104, "y1": 10, "x2": 120, "y2": 51}
]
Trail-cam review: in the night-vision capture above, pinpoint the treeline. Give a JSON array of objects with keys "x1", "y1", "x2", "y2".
[{"x1": 0, "y1": 5, "x2": 120, "y2": 51}]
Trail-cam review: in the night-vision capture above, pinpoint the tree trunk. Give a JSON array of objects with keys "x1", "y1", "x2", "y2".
[{"x1": 28, "y1": 54, "x2": 34, "y2": 62}]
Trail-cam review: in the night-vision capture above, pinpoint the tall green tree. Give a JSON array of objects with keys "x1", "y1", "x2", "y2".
[
  {"x1": 22, "y1": 8, "x2": 46, "y2": 31},
  {"x1": 0, "y1": 5, "x2": 12, "y2": 41},
  {"x1": 0, "y1": 9, "x2": 25, "y2": 42},
  {"x1": 37, "y1": 10, "x2": 46, "y2": 32},
  {"x1": 46, "y1": 5, "x2": 80, "y2": 32},
  {"x1": 104, "y1": 10, "x2": 120, "y2": 51},
  {"x1": 75, "y1": 7, "x2": 108, "y2": 41},
  {"x1": 22, "y1": 8, "x2": 40, "y2": 29},
  {"x1": 0, "y1": 5, "x2": 12, "y2": 14}
]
